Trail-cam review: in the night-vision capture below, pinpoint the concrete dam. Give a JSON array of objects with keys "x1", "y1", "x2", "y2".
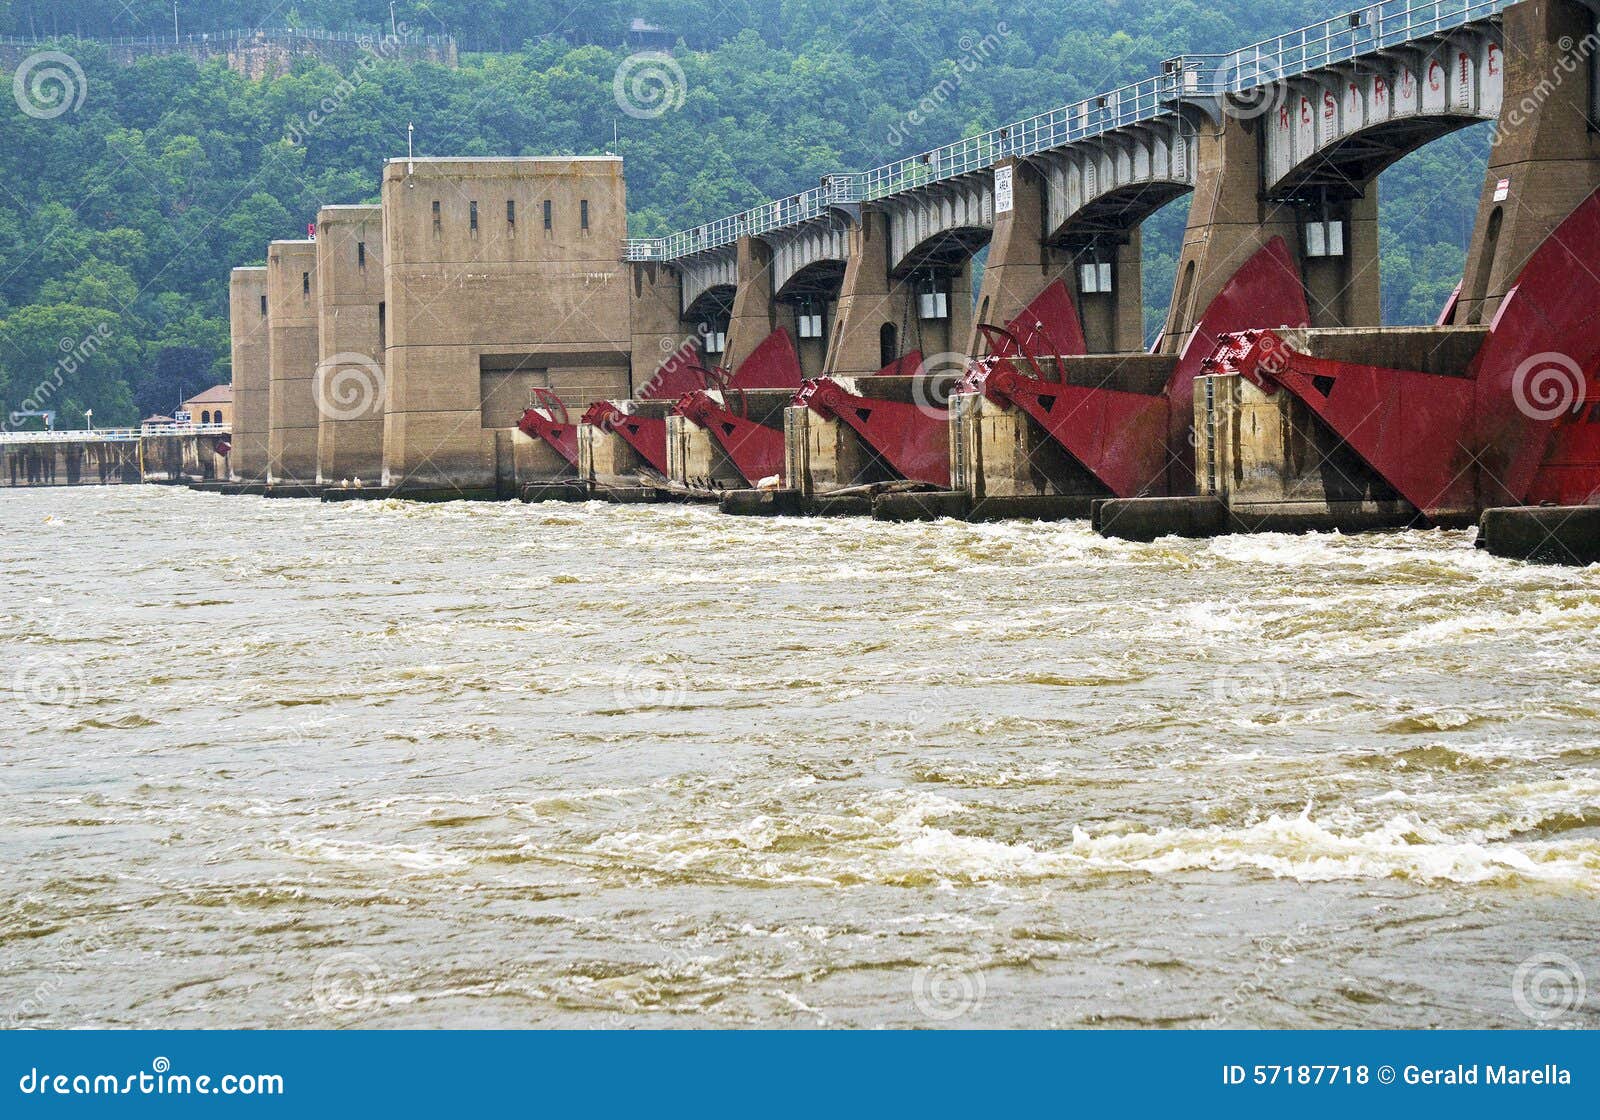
[{"x1": 199, "y1": 0, "x2": 1599, "y2": 565}]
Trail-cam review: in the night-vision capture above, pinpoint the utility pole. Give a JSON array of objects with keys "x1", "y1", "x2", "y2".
[
  {"x1": 173, "y1": 2, "x2": 179, "y2": 44},
  {"x1": 390, "y1": 3, "x2": 398, "y2": 37}
]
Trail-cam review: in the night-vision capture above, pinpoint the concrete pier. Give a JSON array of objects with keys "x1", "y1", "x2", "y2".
[
  {"x1": 228, "y1": 267, "x2": 270, "y2": 482},
  {"x1": 1451, "y1": 0, "x2": 1600, "y2": 327},
  {"x1": 266, "y1": 239, "x2": 321, "y2": 486},
  {"x1": 666, "y1": 388, "x2": 793, "y2": 490},
  {"x1": 380, "y1": 157, "x2": 632, "y2": 497},
  {"x1": 2, "y1": 429, "x2": 232, "y2": 488},
  {"x1": 577, "y1": 399, "x2": 673, "y2": 494},
  {"x1": 2, "y1": 438, "x2": 139, "y2": 486},
  {"x1": 627, "y1": 261, "x2": 686, "y2": 392},
  {"x1": 315, "y1": 205, "x2": 386, "y2": 486},
  {"x1": 1477, "y1": 504, "x2": 1600, "y2": 565}
]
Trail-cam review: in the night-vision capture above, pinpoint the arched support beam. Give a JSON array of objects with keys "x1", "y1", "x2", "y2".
[
  {"x1": 824, "y1": 208, "x2": 975, "y2": 376},
  {"x1": 1262, "y1": 31, "x2": 1500, "y2": 199},
  {"x1": 1159, "y1": 110, "x2": 1381, "y2": 357},
  {"x1": 971, "y1": 158, "x2": 1145, "y2": 355}
]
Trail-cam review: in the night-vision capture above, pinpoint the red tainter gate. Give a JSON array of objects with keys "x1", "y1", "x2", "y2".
[
  {"x1": 969, "y1": 238, "x2": 1311, "y2": 498},
  {"x1": 515, "y1": 387, "x2": 579, "y2": 466},
  {"x1": 795, "y1": 279, "x2": 1090, "y2": 490},
  {"x1": 1204, "y1": 188, "x2": 1600, "y2": 518},
  {"x1": 670, "y1": 330, "x2": 804, "y2": 486}
]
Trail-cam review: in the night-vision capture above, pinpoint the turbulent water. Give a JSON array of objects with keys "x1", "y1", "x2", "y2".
[{"x1": 2, "y1": 485, "x2": 1598, "y2": 1029}]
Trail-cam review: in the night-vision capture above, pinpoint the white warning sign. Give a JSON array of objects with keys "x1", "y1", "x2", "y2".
[{"x1": 995, "y1": 165, "x2": 1014, "y2": 214}]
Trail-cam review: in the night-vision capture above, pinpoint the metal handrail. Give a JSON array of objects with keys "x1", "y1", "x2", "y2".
[
  {"x1": 624, "y1": 0, "x2": 1510, "y2": 263},
  {"x1": 0, "y1": 423, "x2": 230, "y2": 446},
  {"x1": 1198, "y1": 0, "x2": 1511, "y2": 92}
]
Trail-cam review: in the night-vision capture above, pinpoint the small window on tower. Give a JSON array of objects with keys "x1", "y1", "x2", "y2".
[
  {"x1": 302, "y1": 271, "x2": 310, "y2": 295},
  {"x1": 432, "y1": 200, "x2": 441, "y2": 231},
  {"x1": 506, "y1": 200, "x2": 516, "y2": 225},
  {"x1": 580, "y1": 200, "x2": 590, "y2": 230},
  {"x1": 543, "y1": 200, "x2": 552, "y2": 230},
  {"x1": 259, "y1": 294, "x2": 267, "y2": 316},
  {"x1": 469, "y1": 201, "x2": 478, "y2": 232},
  {"x1": 357, "y1": 241, "x2": 366, "y2": 267}
]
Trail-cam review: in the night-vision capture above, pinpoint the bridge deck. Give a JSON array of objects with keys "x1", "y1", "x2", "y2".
[{"x1": 623, "y1": 0, "x2": 1512, "y2": 264}]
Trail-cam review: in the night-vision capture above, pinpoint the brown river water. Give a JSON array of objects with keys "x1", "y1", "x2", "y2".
[{"x1": 2, "y1": 485, "x2": 1597, "y2": 1028}]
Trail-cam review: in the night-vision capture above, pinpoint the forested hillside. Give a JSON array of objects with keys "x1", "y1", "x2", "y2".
[{"x1": 0, "y1": 1, "x2": 1487, "y2": 427}]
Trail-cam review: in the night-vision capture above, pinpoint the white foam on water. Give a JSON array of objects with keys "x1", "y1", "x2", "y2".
[
  {"x1": 275, "y1": 835, "x2": 470, "y2": 872},
  {"x1": 878, "y1": 812, "x2": 1599, "y2": 891}
]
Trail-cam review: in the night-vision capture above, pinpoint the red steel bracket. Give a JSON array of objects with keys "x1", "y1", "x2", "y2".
[
  {"x1": 727, "y1": 328, "x2": 804, "y2": 389},
  {"x1": 797, "y1": 378, "x2": 951, "y2": 488},
  {"x1": 516, "y1": 387, "x2": 577, "y2": 466},
  {"x1": 1469, "y1": 186, "x2": 1600, "y2": 507},
  {"x1": 1205, "y1": 328, "x2": 1477, "y2": 517},
  {"x1": 674, "y1": 390, "x2": 786, "y2": 485},
  {"x1": 580, "y1": 400, "x2": 670, "y2": 476}
]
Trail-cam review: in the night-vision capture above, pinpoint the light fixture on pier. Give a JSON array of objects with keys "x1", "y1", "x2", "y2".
[
  {"x1": 1079, "y1": 258, "x2": 1113, "y2": 293},
  {"x1": 796, "y1": 298, "x2": 824, "y2": 339}
]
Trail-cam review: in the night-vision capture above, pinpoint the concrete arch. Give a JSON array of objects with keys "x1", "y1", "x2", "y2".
[
  {"x1": 678, "y1": 247, "x2": 737, "y2": 317},
  {"x1": 683, "y1": 281, "x2": 734, "y2": 322},
  {"x1": 883, "y1": 176, "x2": 995, "y2": 275},
  {"x1": 775, "y1": 257, "x2": 846, "y2": 302},
  {"x1": 1042, "y1": 119, "x2": 1197, "y2": 246},
  {"x1": 1263, "y1": 30, "x2": 1502, "y2": 198},
  {"x1": 769, "y1": 219, "x2": 850, "y2": 298}
]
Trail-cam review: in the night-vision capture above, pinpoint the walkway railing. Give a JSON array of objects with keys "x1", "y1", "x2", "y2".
[
  {"x1": 624, "y1": 0, "x2": 1511, "y2": 262},
  {"x1": 0, "y1": 424, "x2": 230, "y2": 446}
]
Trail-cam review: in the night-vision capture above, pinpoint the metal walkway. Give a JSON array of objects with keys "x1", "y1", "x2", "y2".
[
  {"x1": 0, "y1": 424, "x2": 231, "y2": 447},
  {"x1": 622, "y1": 0, "x2": 1511, "y2": 263}
]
